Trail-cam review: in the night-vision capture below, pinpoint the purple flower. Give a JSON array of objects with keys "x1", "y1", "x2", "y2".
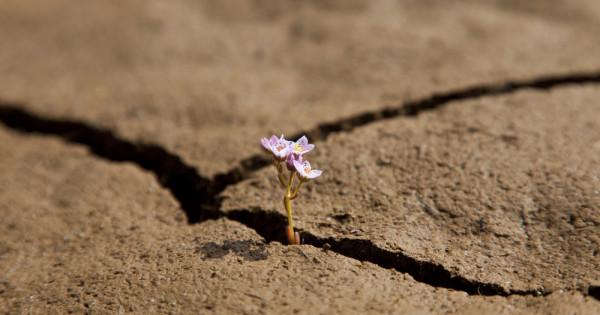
[
  {"x1": 285, "y1": 152, "x2": 302, "y2": 171},
  {"x1": 261, "y1": 134, "x2": 290, "y2": 160},
  {"x1": 293, "y1": 159, "x2": 322, "y2": 180},
  {"x1": 261, "y1": 135, "x2": 278, "y2": 151},
  {"x1": 289, "y1": 136, "x2": 314, "y2": 156}
]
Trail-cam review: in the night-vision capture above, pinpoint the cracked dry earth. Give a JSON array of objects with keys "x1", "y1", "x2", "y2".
[{"x1": 1, "y1": 1, "x2": 600, "y2": 314}]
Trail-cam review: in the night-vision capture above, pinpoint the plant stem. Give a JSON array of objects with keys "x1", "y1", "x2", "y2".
[
  {"x1": 284, "y1": 172, "x2": 298, "y2": 244},
  {"x1": 274, "y1": 159, "x2": 287, "y2": 188},
  {"x1": 290, "y1": 181, "x2": 303, "y2": 200},
  {"x1": 277, "y1": 172, "x2": 287, "y2": 188}
]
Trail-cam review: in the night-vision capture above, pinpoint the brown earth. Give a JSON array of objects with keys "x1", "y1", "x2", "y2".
[
  {"x1": 0, "y1": 126, "x2": 598, "y2": 314},
  {"x1": 222, "y1": 86, "x2": 600, "y2": 295},
  {"x1": 1, "y1": 0, "x2": 600, "y2": 314},
  {"x1": 2, "y1": 0, "x2": 600, "y2": 177}
]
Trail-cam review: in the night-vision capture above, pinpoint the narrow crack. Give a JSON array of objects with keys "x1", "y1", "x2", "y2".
[
  {"x1": 225, "y1": 207, "x2": 547, "y2": 297},
  {"x1": 0, "y1": 105, "x2": 221, "y2": 223},
  {"x1": 1, "y1": 70, "x2": 600, "y2": 300},
  {"x1": 213, "y1": 70, "x2": 600, "y2": 196}
]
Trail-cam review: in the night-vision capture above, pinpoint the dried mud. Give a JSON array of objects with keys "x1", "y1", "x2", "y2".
[{"x1": 1, "y1": 0, "x2": 600, "y2": 314}]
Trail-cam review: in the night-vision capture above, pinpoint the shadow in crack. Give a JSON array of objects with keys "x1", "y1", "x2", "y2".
[
  {"x1": 219, "y1": 207, "x2": 547, "y2": 297},
  {"x1": 2, "y1": 70, "x2": 600, "y2": 298},
  {"x1": 196, "y1": 239, "x2": 269, "y2": 261},
  {"x1": 589, "y1": 285, "x2": 600, "y2": 301},
  {"x1": 225, "y1": 208, "x2": 289, "y2": 244},
  {"x1": 212, "y1": 70, "x2": 600, "y2": 196},
  {"x1": 3, "y1": 71, "x2": 600, "y2": 225},
  {"x1": 0, "y1": 104, "x2": 221, "y2": 223}
]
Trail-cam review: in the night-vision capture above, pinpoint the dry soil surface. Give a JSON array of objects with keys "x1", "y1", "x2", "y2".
[
  {"x1": 223, "y1": 86, "x2": 600, "y2": 295},
  {"x1": 1, "y1": 0, "x2": 600, "y2": 314},
  {"x1": 0, "y1": 126, "x2": 598, "y2": 314},
  {"x1": 2, "y1": 0, "x2": 600, "y2": 177}
]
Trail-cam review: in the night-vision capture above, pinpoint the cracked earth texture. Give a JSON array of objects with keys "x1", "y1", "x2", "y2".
[{"x1": 1, "y1": 0, "x2": 599, "y2": 314}]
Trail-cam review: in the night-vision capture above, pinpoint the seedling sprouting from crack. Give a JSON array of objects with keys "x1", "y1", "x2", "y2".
[{"x1": 261, "y1": 135, "x2": 322, "y2": 245}]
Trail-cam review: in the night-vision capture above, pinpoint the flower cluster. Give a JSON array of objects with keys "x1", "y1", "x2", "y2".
[{"x1": 261, "y1": 134, "x2": 322, "y2": 244}]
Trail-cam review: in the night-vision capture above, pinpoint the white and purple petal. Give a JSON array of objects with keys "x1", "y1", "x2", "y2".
[
  {"x1": 307, "y1": 169, "x2": 322, "y2": 179},
  {"x1": 297, "y1": 136, "x2": 309, "y2": 145},
  {"x1": 261, "y1": 134, "x2": 292, "y2": 160},
  {"x1": 293, "y1": 159, "x2": 322, "y2": 180},
  {"x1": 261, "y1": 137, "x2": 272, "y2": 151},
  {"x1": 291, "y1": 135, "x2": 315, "y2": 155},
  {"x1": 272, "y1": 139, "x2": 290, "y2": 160}
]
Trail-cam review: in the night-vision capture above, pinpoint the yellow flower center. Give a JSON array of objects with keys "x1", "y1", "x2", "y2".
[{"x1": 294, "y1": 143, "x2": 302, "y2": 153}]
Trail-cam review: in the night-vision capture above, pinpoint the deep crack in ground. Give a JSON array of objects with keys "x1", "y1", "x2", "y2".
[{"x1": 1, "y1": 70, "x2": 600, "y2": 299}]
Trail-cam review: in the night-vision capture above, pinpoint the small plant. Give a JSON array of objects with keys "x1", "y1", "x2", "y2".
[{"x1": 261, "y1": 135, "x2": 322, "y2": 244}]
